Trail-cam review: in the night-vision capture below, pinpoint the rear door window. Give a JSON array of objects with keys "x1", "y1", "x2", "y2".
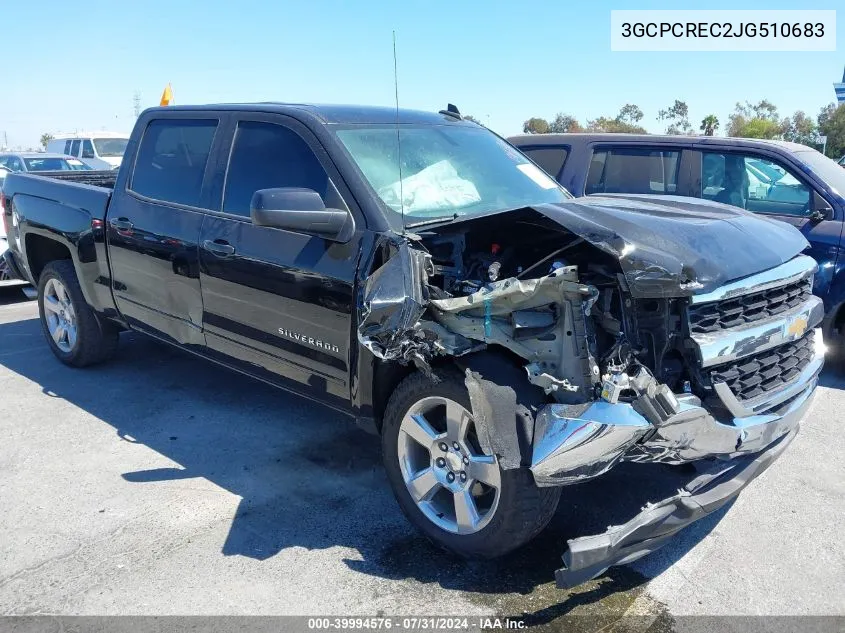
[
  {"x1": 586, "y1": 147, "x2": 680, "y2": 195},
  {"x1": 130, "y1": 119, "x2": 218, "y2": 208},
  {"x1": 520, "y1": 146, "x2": 569, "y2": 181}
]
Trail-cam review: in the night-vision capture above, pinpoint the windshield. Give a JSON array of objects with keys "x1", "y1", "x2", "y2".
[
  {"x1": 24, "y1": 157, "x2": 92, "y2": 171},
  {"x1": 794, "y1": 149, "x2": 845, "y2": 199},
  {"x1": 335, "y1": 125, "x2": 571, "y2": 222},
  {"x1": 93, "y1": 138, "x2": 129, "y2": 157}
]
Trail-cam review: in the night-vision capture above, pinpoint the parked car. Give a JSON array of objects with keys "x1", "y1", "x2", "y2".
[
  {"x1": 838, "y1": 155, "x2": 845, "y2": 167},
  {"x1": 2, "y1": 104, "x2": 824, "y2": 588},
  {"x1": 509, "y1": 133, "x2": 845, "y2": 347},
  {"x1": 47, "y1": 133, "x2": 130, "y2": 170},
  {"x1": 0, "y1": 152, "x2": 93, "y2": 174},
  {"x1": 0, "y1": 166, "x2": 26, "y2": 287}
]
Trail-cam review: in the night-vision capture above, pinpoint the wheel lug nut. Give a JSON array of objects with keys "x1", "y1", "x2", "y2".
[
  {"x1": 460, "y1": 472, "x2": 467, "y2": 482},
  {"x1": 462, "y1": 456, "x2": 469, "y2": 465},
  {"x1": 436, "y1": 457, "x2": 446, "y2": 468},
  {"x1": 452, "y1": 442, "x2": 460, "y2": 450},
  {"x1": 446, "y1": 472, "x2": 455, "y2": 483},
  {"x1": 439, "y1": 442, "x2": 448, "y2": 452}
]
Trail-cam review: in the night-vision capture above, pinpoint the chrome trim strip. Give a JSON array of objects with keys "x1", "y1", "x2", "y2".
[
  {"x1": 692, "y1": 296, "x2": 824, "y2": 368},
  {"x1": 689, "y1": 255, "x2": 817, "y2": 305}
]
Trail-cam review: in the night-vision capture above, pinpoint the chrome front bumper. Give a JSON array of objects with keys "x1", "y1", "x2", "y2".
[
  {"x1": 530, "y1": 342, "x2": 821, "y2": 486},
  {"x1": 530, "y1": 255, "x2": 824, "y2": 487}
]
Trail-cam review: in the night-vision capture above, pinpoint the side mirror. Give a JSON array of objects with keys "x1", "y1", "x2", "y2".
[
  {"x1": 810, "y1": 191, "x2": 833, "y2": 222},
  {"x1": 250, "y1": 187, "x2": 354, "y2": 243}
]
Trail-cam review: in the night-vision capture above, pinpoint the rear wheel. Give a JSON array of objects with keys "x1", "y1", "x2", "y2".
[
  {"x1": 38, "y1": 260, "x2": 119, "y2": 367},
  {"x1": 382, "y1": 371, "x2": 560, "y2": 559}
]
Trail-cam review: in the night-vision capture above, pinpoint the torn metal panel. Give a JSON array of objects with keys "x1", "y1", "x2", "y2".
[
  {"x1": 357, "y1": 241, "x2": 431, "y2": 363},
  {"x1": 528, "y1": 197, "x2": 809, "y2": 298},
  {"x1": 430, "y1": 266, "x2": 599, "y2": 399},
  {"x1": 458, "y1": 352, "x2": 545, "y2": 470},
  {"x1": 417, "y1": 320, "x2": 480, "y2": 357},
  {"x1": 464, "y1": 369, "x2": 522, "y2": 470},
  {"x1": 554, "y1": 427, "x2": 797, "y2": 588}
]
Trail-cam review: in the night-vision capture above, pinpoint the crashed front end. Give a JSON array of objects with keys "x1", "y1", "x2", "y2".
[{"x1": 359, "y1": 204, "x2": 823, "y2": 587}]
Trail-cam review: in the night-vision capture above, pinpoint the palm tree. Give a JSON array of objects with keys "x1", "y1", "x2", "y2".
[{"x1": 700, "y1": 115, "x2": 720, "y2": 136}]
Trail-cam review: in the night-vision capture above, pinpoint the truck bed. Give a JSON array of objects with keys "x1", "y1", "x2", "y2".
[
  {"x1": 2, "y1": 172, "x2": 113, "y2": 222},
  {"x1": 29, "y1": 170, "x2": 117, "y2": 189}
]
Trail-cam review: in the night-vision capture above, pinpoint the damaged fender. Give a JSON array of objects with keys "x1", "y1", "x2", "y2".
[{"x1": 357, "y1": 241, "x2": 432, "y2": 364}]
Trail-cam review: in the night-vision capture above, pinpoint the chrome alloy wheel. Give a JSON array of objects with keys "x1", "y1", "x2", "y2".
[
  {"x1": 397, "y1": 396, "x2": 501, "y2": 535},
  {"x1": 43, "y1": 278, "x2": 77, "y2": 353}
]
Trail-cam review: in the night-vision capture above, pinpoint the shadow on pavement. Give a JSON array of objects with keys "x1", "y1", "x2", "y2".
[
  {"x1": 0, "y1": 315, "x2": 739, "y2": 616},
  {"x1": 819, "y1": 354, "x2": 845, "y2": 389},
  {"x1": 0, "y1": 285, "x2": 35, "y2": 306}
]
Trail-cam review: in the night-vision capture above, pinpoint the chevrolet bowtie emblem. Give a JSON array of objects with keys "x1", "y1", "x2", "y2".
[{"x1": 787, "y1": 316, "x2": 808, "y2": 338}]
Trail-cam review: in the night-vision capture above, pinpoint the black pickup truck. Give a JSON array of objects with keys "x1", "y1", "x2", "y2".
[{"x1": 1, "y1": 103, "x2": 825, "y2": 588}]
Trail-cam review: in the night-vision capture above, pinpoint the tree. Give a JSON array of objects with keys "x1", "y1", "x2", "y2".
[
  {"x1": 781, "y1": 111, "x2": 818, "y2": 147},
  {"x1": 818, "y1": 103, "x2": 837, "y2": 130},
  {"x1": 818, "y1": 103, "x2": 845, "y2": 159},
  {"x1": 727, "y1": 100, "x2": 784, "y2": 139},
  {"x1": 658, "y1": 100, "x2": 692, "y2": 135},
  {"x1": 40, "y1": 133, "x2": 54, "y2": 149},
  {"x1": 700, "y1": 114, "x2": 720, "y2": 136},
  {"x1": 586, "y1": 104, "x2": 647, "y2": 134},
  {"x1": 617, "y1": 104, "x2": 644, "y2": 125},
  {"x1": 523, "y1": 117, "x2": 550, "y2": 134},
  {"x1": 548, "y1": 113, "x2": 583, "y2": 133}
]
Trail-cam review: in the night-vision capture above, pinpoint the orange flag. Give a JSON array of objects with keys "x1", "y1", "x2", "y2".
[{"x1": 160, "y1": 83, "x2": 173, "y2": 106}]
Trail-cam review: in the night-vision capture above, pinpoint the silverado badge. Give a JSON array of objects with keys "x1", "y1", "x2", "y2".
[{"x1": 278, "y1": 327, "x2": 340, "y2": 354}]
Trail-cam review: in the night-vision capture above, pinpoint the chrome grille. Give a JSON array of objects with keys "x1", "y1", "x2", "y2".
[
  {"x1": 710, "y1": 330, "x2": 815, "y2": 402},
  {"x1": 688, "y1": 277, "x2": 812, "y2": 334}
]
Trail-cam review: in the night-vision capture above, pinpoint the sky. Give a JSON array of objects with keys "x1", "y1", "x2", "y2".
[{"x1": 2, "y1": 0, "x2": 844, "y2": 148}]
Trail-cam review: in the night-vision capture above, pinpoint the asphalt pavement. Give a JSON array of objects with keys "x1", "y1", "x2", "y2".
[{"x1": 1, "y1": 286, "x2": 843, "y2": 628}]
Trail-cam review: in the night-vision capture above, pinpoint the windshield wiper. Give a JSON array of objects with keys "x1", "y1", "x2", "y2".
[{"x1": 404, "y1": 213, "x2": 459, "y2": 229}]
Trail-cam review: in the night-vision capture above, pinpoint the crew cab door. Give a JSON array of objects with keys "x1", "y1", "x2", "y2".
[
  {"x1": 197, "y1": 114, "x2": 364, "y2": 409},
  {"x1": 106, "y1": 114, "x2": 221, "y2": 346},
  {"x1": 694, "y1": 148, "x2": 842, "y2": 303}
]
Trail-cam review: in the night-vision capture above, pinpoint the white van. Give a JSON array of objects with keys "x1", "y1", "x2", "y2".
[{"x1": 46, "y1": 132, "x2": 130, "y2": 170}]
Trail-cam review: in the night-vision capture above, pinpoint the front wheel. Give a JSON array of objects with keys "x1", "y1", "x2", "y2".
[
  {"x1": 382, "y1": 371, "x2": 560, "y2": 559},
  {"x1": 37, "y1": 260, "x2": 119, "y2": 367}
]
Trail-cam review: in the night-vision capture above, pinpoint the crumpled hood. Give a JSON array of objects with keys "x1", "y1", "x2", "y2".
[{"x1": 532, "y1": 194, "x2": 810, "y2": 298}]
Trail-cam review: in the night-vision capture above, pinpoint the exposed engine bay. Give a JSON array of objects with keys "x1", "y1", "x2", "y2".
[
  {"x1": 357, "y1": 201, "x2": 821, "y2": 587},
  {"x1": 359, "y1": 207, "x2": 695, "y2": 408}
]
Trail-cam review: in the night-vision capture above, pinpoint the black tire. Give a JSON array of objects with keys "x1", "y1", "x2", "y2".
[
  {"x1": 382, "y1": 370, "x2": 561, "y2": 559},
  {"x1": 37, "y1": 260, "x2": 119, "y2": 367}
]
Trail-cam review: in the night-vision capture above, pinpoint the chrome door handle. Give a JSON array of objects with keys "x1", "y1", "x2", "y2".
[
  {"x1": 203, "y1": 239, "x2": 236, "y2": 256},
  {"x1": 109, "y1": 218, "x2": 134, "y2": 231}
]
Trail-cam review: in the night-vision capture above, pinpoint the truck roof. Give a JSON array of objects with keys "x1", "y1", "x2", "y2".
[
  {"x1": 141, "y1": 103, "x2": 475, "y2": 126},
  {"x1": 52, "y1": 131, "x2": 130, "y2": 139},
  {"x1": 0, "y1": 152, "x2": 73, "y2": 159},
  {"x1": 507, "y1": 132, "x2": 814, "y2": 153}
]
